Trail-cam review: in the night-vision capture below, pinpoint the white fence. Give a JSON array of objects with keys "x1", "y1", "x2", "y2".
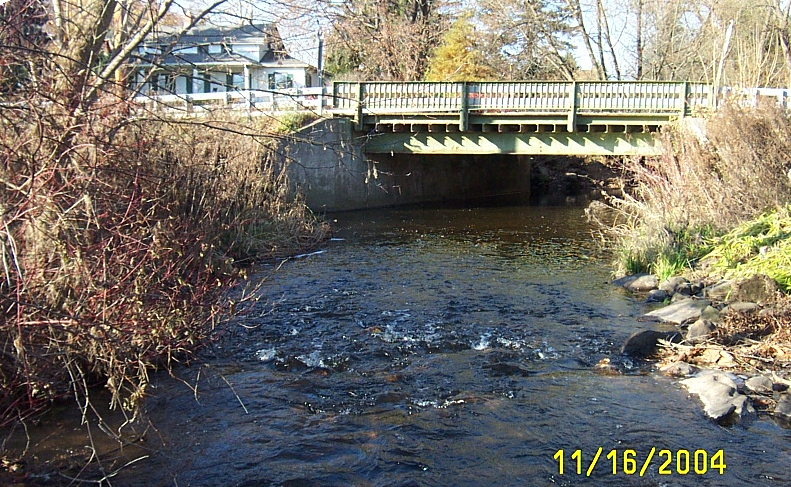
[
  {"x1": 132, "y1": 87, "x2": 327, "y2": 115},
  {"x1": 132, "y1": 84, "x2": 790, "y2": 118}
]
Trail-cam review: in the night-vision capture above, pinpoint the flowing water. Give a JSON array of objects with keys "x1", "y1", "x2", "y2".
[{"x1": 6, "y1": 205, "x2": 791, "y2": 486}]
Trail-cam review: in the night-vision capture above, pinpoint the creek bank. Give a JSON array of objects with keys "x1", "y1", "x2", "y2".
[{"x1": 613, "y1": 273, "x2": 791, "y2": 426}]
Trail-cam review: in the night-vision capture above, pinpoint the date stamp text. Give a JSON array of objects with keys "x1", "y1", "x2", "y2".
[{"x1": 553, "y1": 448, "x2": 726, "y2": 476}]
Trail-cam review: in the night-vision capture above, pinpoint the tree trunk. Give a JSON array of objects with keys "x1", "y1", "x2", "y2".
[
  {"x1": 636, "y1": 0, "x2": 643, "y2": 79},
  {"x1": 564, "y1": 0, "x2": 605, "y2": 79},
  {"x1": 51, "y1": 0, "x2": 118, "y2": 113}
]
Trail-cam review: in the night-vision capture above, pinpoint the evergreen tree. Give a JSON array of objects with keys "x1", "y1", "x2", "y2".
[{"x1": 424, "y1": 15, "x2": 497, "y2": 81}]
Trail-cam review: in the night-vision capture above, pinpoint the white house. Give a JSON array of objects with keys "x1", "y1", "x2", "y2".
[{"x1": 132, "y1": 23, "x2": 319, "y2": 107}]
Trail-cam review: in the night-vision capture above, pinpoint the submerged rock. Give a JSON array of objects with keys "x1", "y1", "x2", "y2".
[
  {"x1": 621, "y1": 330, "x2": 682, "y2": 357},
  {"x1": 594, "y1": 355, "x2": 635, "y2": 375},
  {"x1": 681, "y1": 371, "x2": 755, "y2": 423}
]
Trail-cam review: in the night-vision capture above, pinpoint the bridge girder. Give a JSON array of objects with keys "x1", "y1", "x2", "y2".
[{"x1": 361, "y1": 131, "x2": 662, "y2": 156}]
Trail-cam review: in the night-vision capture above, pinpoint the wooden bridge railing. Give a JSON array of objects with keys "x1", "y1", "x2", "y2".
[{"x1": 331, "y1": 81, "x2": 725, "y2": 131}]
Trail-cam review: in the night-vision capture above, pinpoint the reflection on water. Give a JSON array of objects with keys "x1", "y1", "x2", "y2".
[{"x1": 4, "y1": 205, "x2": 791, "y2": 486}]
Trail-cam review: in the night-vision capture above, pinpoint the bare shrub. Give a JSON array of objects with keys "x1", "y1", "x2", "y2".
[
  {"x1": 0, "y1": 97, "x2": 329, "y2": 426},
  {"x1": 599, "y1": 103, "x2": 791, "y2": 276}
]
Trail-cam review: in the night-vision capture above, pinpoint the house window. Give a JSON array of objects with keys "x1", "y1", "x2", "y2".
[
  {"x1": 163, "y1": 73, "x2": 177, "y2": 93},
  {"x1": 231, "y1": 73, "x2": 245, "y2": 90},
  {"x1": 268, "y1": 72, "x2": 293, "y2": 90}
]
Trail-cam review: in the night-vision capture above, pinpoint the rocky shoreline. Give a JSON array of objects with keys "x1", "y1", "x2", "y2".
[{"x1": 609, "y1": 273, "x2": 791, "y2": 427}]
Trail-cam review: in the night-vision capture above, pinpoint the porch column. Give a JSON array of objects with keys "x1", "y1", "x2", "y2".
[{"x1": 243, "y1": 64, "x2": 251, "y2": 111}]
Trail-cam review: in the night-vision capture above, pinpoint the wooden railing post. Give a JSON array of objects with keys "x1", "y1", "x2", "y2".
[
  {"x1": 355, "y1": 82, "x2": 364, "y2": 131},
  {"x1": 567, "y1": 81, "x2": 578, "y2": 132},
  {"x1": 680, "y1": 81, "x2": 689, "y2": 118},
  {"x1": 460, "y1": 82, "x2": 469, "y2": 132}
]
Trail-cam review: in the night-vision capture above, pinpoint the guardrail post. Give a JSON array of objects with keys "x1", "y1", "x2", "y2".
[
  {"x1": 567, "y1": 81, "x2": 578, "y2": 132},
  {"x1": 460, "y1": 82, "x2": 469, "y2": 132},
  {"x1": 355, "y1": 82, "x2": 364, "y2": 131}
]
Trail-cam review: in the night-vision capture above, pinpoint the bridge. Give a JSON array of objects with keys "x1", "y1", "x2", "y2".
[
  {"x1": 328, "y1": 81, "x2": 785, "y2": 156},
  {"x1": 289, "y1": 81, "x2": 786, "y2": 210}
]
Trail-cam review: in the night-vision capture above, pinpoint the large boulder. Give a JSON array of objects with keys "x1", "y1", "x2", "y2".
[
  {"x1": 686, "y1": 319, "x2": 715, "y2": 343},
  {"x1": 659, "y1": 276, "x2": 689, "y2": 294},
  {"x1": 732, "y1": 274, "x2": 779, "y2": 305},
  {"x1": 621, "y1": 330, "x2": 682, "y2": 357},
  {"x1": 681, "y1": 371, "x2": 755, "y2": 423},
  {"x1": 644, "y1": 298, "x2": 711, "y2": 325},
  {"x1": 613, "y1": 273, "x2": 659, "y2": 292}
]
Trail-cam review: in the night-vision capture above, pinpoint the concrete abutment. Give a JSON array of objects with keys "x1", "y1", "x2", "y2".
[{"x1": 284, "y1": 119, "x2": 532, "y2": 212}]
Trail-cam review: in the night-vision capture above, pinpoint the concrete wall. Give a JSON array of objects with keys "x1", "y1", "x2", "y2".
[{"x1": 284, "y1": 119, "x2": 532, "y2": 212}]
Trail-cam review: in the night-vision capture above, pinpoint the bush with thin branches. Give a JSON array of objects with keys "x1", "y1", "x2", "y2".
[{"x1": 0, "y1": 95, "x2": 329, "y2": 426}]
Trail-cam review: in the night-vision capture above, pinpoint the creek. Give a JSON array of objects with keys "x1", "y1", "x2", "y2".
[{"x1": 6, "y1": 204, "x2": 791, "y2": 486}]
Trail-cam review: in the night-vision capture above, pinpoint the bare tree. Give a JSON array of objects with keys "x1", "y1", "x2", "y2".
[
  {"x1": 476, "y1": 0, "x2": 578, "y2": 80},
  {"x1": 323, "y1": 0, "x2": 449, "y2": 80},
  {"x1": 565, "y1": 0, "x2": 606, "y2": 79}
]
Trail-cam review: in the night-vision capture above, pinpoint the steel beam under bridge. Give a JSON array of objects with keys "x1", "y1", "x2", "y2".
[
  {"x1": 330, "y1": 81, "x2": 716, "y2": 156},
  {"x1": 362, "y1": 132, "x2": 659, "y2": 156}
]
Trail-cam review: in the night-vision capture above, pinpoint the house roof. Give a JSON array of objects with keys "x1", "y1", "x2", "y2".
[
  {"x1": 134, "y1": 50, "x2": 311, "y2": 69},
  {"x1": 152, "y1": 22, "x2": 275, "y2": 45},
  {"x1": 134, "y1": 22, "x2": 311, "y2": 69},
  {"x1": 260, "y1": 50, "x2": 310, "y2": 67},
  {"x1": 136, "y1": 51, "x2": 262, "y2": 68}
]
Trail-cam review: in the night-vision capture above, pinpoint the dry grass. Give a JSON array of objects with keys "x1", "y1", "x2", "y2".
[
  {"x1": 658, "y1": 299, "x2": 791, "y2": 374},
  {"x1": 0, "y1": 96, "x2": 329, "y2": 426},
  {"x1": 596, "y1": 102, "x2": 791, "y2": 278}
]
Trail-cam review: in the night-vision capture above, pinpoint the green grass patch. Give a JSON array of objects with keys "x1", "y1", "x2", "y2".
[
  {"x1": 274, "y1": 112, "x2": 319, "y2": 134},
  {"x1": 700, "y1": 206, "x2": 791, "y2": 290}
]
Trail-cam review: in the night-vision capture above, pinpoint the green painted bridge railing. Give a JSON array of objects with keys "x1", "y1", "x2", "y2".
[
  {"x1": 331, "y1": 81, "x2": 715, "y2": 132},
  {"x1": 328, "y1": 81, "x2": 789, "y2": 155}
]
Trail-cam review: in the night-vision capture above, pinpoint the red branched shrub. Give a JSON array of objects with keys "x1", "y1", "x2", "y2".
[{"x1": 0, "y1": 95, "x2": 329, "y2": 425}]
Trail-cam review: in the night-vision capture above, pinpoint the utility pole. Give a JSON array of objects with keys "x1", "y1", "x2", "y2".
[{"x1": 317, "y1": 28, "x2": 324, "y2": 114}]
